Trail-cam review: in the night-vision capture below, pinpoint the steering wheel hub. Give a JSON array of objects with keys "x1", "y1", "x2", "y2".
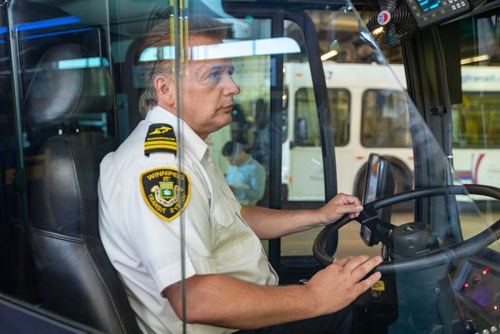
[{"x1": 391, "y1": 222, "x2": 439, "y2": 259}]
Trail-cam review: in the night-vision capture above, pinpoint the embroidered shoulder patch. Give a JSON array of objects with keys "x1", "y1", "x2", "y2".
[
  {"x1": 144, "y1": 123, "x2": 177, "y2": 156},
  {"x1": 140, "y1": 168, "x2": 190, "y2": 221}
]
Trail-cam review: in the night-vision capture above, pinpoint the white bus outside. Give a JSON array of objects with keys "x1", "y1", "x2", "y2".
[
  {"x1": 452, "y1": 66, "x2": 500, "y2": 189},
  {"x1": 282, "y1": 62, "x2": 500, "y2": 202}
]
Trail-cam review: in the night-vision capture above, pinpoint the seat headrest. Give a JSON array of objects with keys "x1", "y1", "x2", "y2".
[{"x1": 24, "y1": 43, "x2": 114, "y2": 130}]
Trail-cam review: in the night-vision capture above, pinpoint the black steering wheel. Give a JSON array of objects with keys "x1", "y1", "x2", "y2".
[{"x1": 313, "y1": 184, "x2": 500, "y2": 274}]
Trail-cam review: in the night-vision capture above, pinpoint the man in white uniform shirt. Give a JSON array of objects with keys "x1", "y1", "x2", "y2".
[{"x1": 98, "y1": 16, "x2": 382, "y2": 334}]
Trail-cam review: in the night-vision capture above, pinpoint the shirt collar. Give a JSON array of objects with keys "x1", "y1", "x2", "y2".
[{"x1": 145, "y1": 106, "x2": 208, "y2": 162}]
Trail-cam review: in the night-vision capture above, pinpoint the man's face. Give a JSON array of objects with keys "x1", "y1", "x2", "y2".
[{"x1": 172, "y1": 35, "x2": 241, "y2": 139}]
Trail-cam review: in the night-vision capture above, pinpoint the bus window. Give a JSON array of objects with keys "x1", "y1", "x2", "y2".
[
  {"x1": 208, "y1": 17, "x2": 274, "y2": 207},
  {"x1": 451, "y1": 14, "x2": 500, "y2": 191},
  {"x1": 361, "y1": 89, "x2": 411, "y2": 148},
  {"x1": 452, "y1": 91, "x2": 500, "y2": 148},
  {"x1": 295, "y1": 88, "x2": 350, "y2": 147},
  {"x1": 330, "y1": 89, "x2": 351, "y2": 146}
]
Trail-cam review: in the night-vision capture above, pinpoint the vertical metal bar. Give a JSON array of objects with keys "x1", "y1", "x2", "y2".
[
  {"x1": 267, "y1": 9, "x2": 284, "y2": 268},
  {"x1": 7, "y1": 0, "x2": 24, "y2": 173},
  {"x1": 7, "y1": 0, "x2": 33, "y2": 298},
  {"x1": 171, "y1": 1, "x2": 188, "y2": 332},
  {"x1": 302, "y1": 13, "x2": 337, "y2": 200},
  {"x1": 103, "y1": 0, "x2": 119, "y2": 140}
]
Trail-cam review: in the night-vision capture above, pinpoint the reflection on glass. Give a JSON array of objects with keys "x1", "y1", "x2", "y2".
[
  {"x1": 222, "y1": 140, "x2": 266, "y2": 205},
  {"x1": 139, "y1": 37, "x2": 300, "y2": 61},
  {"x1": 361, "y1": 89, "x2": 411, "y2": 148}
]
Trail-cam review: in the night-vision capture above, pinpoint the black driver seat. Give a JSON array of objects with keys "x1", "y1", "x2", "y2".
[{"x1": 25, "y1": 43, "x2": 141, "y2": 333}]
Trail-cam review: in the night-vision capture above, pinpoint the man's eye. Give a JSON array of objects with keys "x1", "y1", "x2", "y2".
[{"x1": 208, "y1": 71, "x2": 220, "y2": 79}]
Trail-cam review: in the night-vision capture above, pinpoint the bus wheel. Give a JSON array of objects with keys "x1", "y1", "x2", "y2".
[{"x1": 385, "y1": 156, "x2": 413, "y2": 193}]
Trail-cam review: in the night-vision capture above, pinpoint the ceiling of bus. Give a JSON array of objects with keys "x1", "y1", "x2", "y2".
[
  {"x1": 11, "y1": 0, "x2": 500, "y2": 65},
  {"x1": 13, "y1": 0, "x2": 399, "y2": 60},
  {"x1": 19, "y1": 0, "x2": 236, "y2": 40}
]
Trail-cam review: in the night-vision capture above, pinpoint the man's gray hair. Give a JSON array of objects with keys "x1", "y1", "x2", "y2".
[{"x1": 136, "y1": 16, "x2": 229, "y2": 118}]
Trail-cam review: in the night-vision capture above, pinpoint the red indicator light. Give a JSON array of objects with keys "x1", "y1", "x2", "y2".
[
  {"x1": 482, "y1": 268, "x2": 490, "y2": 275},
  {"x1": 463, "y1": 283, "x2": 470, "y2": 289}
]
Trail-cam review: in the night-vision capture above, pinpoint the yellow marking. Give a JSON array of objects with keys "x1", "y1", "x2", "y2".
[
  {"x1": 145, "y1": 136, "x2": 175, "y2": 141},
  {"x1": 371, "y1": 280, "x2": 385, "y2": 292},
  {"x1": 144, "y1": 145, "x2": 177, "y2": 151},
  {"x1": 144, "y1": 143, "x2": 177, "y2": 148},
  {"x1": 148, "y1": 126, "x2": 172, "y2": 135}
]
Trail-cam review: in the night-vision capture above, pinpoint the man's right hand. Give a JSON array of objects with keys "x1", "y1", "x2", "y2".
[
  {"x1": 304, "y1": 255, "x2": 383, "y2": 314},
  {"x1": 163, "y1": 255, "x2": 383, "y2": 329}
]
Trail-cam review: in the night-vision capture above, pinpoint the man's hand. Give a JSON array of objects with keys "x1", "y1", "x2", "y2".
[
  {"x1": 305, "y1": 255, "x2": 383, "y2": 315},
  {"x1": 163, "y1": 256, "x2": 382, "y2": 329},
  {"x1": 317, "y1": 193, "x2": 363, "y2": 225},
  {"x1": 241, "y1": 193, "x2": 363, "y2": 240}
]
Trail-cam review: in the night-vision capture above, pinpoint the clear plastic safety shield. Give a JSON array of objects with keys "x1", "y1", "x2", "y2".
[{"x1": 0, "y1": 0, "x2": 499, "y2": 333}]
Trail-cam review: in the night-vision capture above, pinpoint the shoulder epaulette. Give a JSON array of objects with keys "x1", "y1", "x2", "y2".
[{"x1": 144, "y1": 123, "x2": 177, "y2": 156}]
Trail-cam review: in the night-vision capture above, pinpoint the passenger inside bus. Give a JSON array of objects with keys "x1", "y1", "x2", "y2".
[
  {"x1": 222, "y1": 140, "x2": 266, "y2": 205},
  {"x1": 98, "y1": 15, "x2": 382, "y2": 334}
]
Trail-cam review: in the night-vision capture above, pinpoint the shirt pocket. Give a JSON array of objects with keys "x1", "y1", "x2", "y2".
[
  {"x1": 211, "y1": 200, "x2": 237, "y2": 228},
  {"x1": 220, "y1": 182, "x2": 242, "y2": 209}
]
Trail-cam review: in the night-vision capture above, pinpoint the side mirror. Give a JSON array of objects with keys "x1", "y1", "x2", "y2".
[{"x1": 360, "y1": 153, "x2": 395, "y2": 246}]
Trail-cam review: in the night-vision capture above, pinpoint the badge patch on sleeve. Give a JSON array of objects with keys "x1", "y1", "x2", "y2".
[
  {"x1": 144, "y1": 123, "x2": 177, "y2": 156},
  {"x1": 140, "y1": 168, "x2": 190, "y2": 221}
]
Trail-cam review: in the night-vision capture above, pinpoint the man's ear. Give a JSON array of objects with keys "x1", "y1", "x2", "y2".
[{"x1": 154, "y1": 75, "x2": 176, "y2": 107}]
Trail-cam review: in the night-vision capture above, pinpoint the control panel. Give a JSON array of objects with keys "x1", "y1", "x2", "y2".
[
  {"x1": 402, "y1": 0, "x2": 472, "y2": 28},
  {"x1": 454, "y1": 257, "x2": 500, "y2": 333}
]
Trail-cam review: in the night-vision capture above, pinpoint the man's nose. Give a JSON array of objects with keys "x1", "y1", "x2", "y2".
[{"x1": 223, "y1": 76, "x2": 240, "y2": 96}]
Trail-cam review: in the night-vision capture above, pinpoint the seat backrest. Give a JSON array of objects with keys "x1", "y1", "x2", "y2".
[{"x1": 25, "y1": 43, "x2": 141, "y2": 334}]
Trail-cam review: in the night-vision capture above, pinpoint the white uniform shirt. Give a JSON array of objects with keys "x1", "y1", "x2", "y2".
[{"x1": 98, "y1": 106, "x2": 278, "y2": 334}]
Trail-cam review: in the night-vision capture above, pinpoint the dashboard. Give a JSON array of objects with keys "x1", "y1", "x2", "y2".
[{"x1": 454, "y1": 256, "x2": 500, "y2": 333}]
